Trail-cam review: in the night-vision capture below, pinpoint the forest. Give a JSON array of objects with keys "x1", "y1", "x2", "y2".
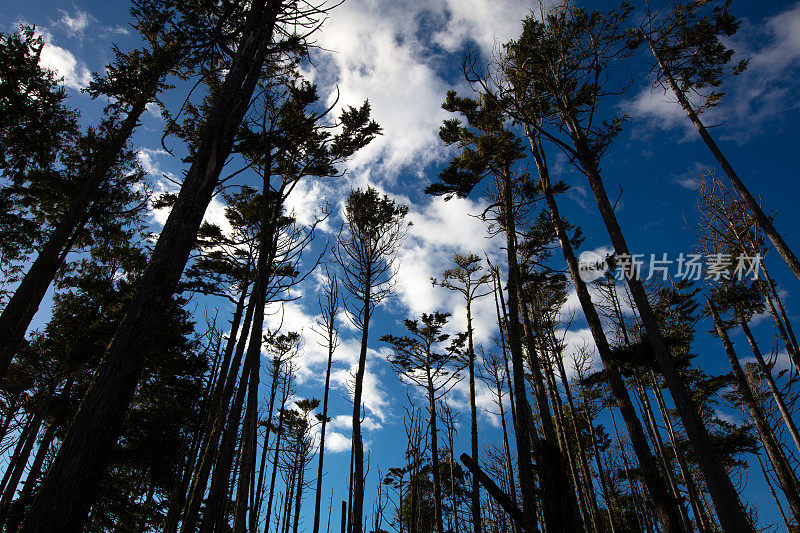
[{"x1": 0, "y1": 0, "x2": 799, "y2": 531}]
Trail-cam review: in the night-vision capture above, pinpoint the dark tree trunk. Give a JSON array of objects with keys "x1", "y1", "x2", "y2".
[
  {"x1": 351, "y1": 277, "x2": 371, "y2": 533},
  {"x1": 313, "y1": 323, "x2": 336, "y2": 533},
  {"x1": 709, "y1": 303, "x2": 800, "y2": 521},
  {"x1": 565, "y1": 122, "x2": 753, "y2": 532},
  {"x1": 0, "y1": 93, "x2": 155, "y2": 377},
  {"x1": 465, "y1": 301, "x2": 482, "y2": 533},
  {"x1": 182, "y1": 291, "x2": 256, "y2": 532},
  {"x1": 265, "y1": 376, "x2": 289, "y2": 533},
  {"x1": 531, "y1": 136, "x2": 686, "y2": 533},
  {"x1": 20, "y1": 3, "x2": 280, "y2": 530},
  {"x1": 499, "y1": 170, "x2": 540, "y2": 533},
  {"x1": 737, "y1": 312, "x2": 800, "y2": 456},
  {"x1": 426, "y1": 372, "x2": 444, "y2": 533},
  {"x1": 648, "y1": 38, "x2": 800, "y2": 285},
  {"x1": 651, "y1": 372, "x2": 710, "y2": 533},
  {"x1": 253, "y1": 358, "x2": 282, "y2": 531},
  {"x1": 201, "y1": 360, "x2": 252, "y2": 533},
  {"x1": 232, "y1": 185, "x2": 280, "y2": 532}
]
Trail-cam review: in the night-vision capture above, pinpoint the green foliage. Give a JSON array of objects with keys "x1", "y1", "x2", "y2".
[
  {"x1": 645, "y1": 0, "x2": 750, "y2": 110},
  {"x1": 427, "y1": 91, "x2": 525, "y2": 199}
]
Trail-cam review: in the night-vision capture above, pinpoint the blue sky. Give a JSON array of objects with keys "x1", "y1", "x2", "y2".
[{"x1": 4, "y1": 0, "x2": 800, "y2": 530}]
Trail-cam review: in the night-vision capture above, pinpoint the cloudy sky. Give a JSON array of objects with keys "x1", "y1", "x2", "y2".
[{"x1": 5, "y1": 0, "x2": 800, "y2": 528}]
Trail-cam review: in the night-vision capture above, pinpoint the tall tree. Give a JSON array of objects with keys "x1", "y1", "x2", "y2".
[
  {"x1": 642, "y1": 0, "x2": 800, "y2": 283},
  {"x1": 312, "y1": 271, "x2": 341, "y2": 533},
  {"x1": 382, "y1": 312, "x2": 464, "y2": 533},
  {"x1": 21, "y1": 1, "x2": 286, "y2": 528},
  {"x1": 334, "y1": 186, "x2": 407, "y2": 533},
  {"x1": 496, "y1": 4, "x2": 753, "y2": 530},
  {"x1": 434, "y1": 252, "x2": 492, "y2": 533}
]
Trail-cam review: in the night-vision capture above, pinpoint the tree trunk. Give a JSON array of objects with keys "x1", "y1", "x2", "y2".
[
  {"x1": 253, "y1": 359, "x2": 282, "y2": 531},
  {"x1": 313, "y1": 323, "x2": 337, "y2": 533},
  {"x1": 0, "y1": 92, "x2": 155, "y2": 377},
  {"x1": 426, "y1": 371, "x2": 444, "y2": 533},
  {"x1": 737, "y1": 312, "x2": 800, "y2": 456},
  {"x1": 651, "y1": 372, "x2": 710, "y2": 533},
  {"x1": 499, "y1": 170, "x2": 540, "y2": 533},
  {"x1": 182, "y1": 291, "x2": 256, "y2": 532},
  {"x1": 648, "y1": 38, "x2": 800, "y2": 284},
  {"x1": 492, "y1": 268, "x2": 517, "y2": 431},
  {"x1": 632, "y1": 376, "x2": 692, "y2": 532},
  {"x1": 531, "y1": 135, "x2": 686, "y2": 533},
  {"x1": 20, "y1": 4, "x2": 280, "y2": 530},
  {"x1": 292, "y1": 447, "x2": 305, "y2": 533},
  {"x1": 565, "y1": 121, "x2": 753, "y2": 532},
  {"x1": 232, "y1": 185, "x2": 280, "y2": 532},
  {"x1": 709, "y1": 302, "x2": 800, "y2": 521},
  {"x1": 201, "y1": 360, "x2": 252, "y2": 532},
  {"x1": 265, "y1": 375, "x2": 290, "y2": 533},
  {"x1": 351, "y1": 275, "x2": 371, "y2": 533},
  {"x1": 465, "y1": 301, "x2": 482, "y2": 533}
]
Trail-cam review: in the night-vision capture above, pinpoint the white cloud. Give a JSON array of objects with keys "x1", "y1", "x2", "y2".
[
  {"x1": 38, "y1": 38, "x2": 92, "y2": 90},
  {"x1": 324, "y1": 431, "x2": 352, "y2": 453},
  {"x1": 628, "y1": 3, "x2": 800, "y2": 140},
  {"x1": 312, "y1": 0, "x2": 529, "y2": 178},
  {"x1": 432, "y1": 0, "x2": 529, "y2": 54},
  {"x1": 57, "y1": 8, "x2": 94, "y2": 37}
]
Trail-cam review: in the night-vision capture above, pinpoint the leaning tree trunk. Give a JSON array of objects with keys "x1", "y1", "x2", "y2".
[
  {"x1": 0, "y1": 87, "x2": 161, "y2": 377},
  {"x1": 233, "y1": 182, "x2": 281, "y2": 533},
  {"x1": 530, "y1": 134, "x2": 686, "y2": 533},
  {"x1": 181, "y1": 292, "x2": 256, "y2": 532},
  {"x1": 648, "y1": 38, "x2": 800, "y2": 284},
  {"x1": 265, "y1": 378, "x2": 290, "y2": 533},
  {"x1": 19, "y1": 3, "x2": 280, "y2": 530},
  {"x1": 426, "y1": 372, "x2": 444, "y2": 533},
  {"x1": 564, "y1": 120, "x2": 754, "y2": 533},
  {"x1": 737, "y1": 311, "x2": 800, "y2": 456},
  {"x1": 651, "y1": 372, "x2": 711, "y2": 533},
  {"x1": 710, "y1": 303, "x2": 800, "y2": 521},
  {"x1": 253, "y1": 357, "x2": 283, "y2": 531}
]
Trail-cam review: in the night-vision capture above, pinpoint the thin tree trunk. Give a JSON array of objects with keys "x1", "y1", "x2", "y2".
[
  {"x1": 351, "y1": 276, "x2": 371, "y2": 533},
  {"x1": 182, "y1": 291, "x2": 256, "y2": 532},
  {"x1": 292, "y1": 448, "x2": 305, "y2": 533},
  {"x1": 265, "y1": 375, "x2": 290, "y2": 533},
  {"x1": 202, "y1": 361, "x2": 252, "y2": 533},
  {"x1": 551, "y1": 332, "x2": 603, "y2": 533},
  {"x1": 648, "y1": 38, "x2": 800, "y2": 284},
  {"x1": 756, "y1": 452, "x2": 792, "y2": 531},
  {"x1": 465, "y1": 301, "x2": 482, "y2": 533},
  {"x1": 313, "y1": 323, "x2": 337, "y2": 533},
  {"x1": 499, "y1": 169, "x2": 540, "y2": 533},
  {"x1": 492, "y1": 268, "x2": 517, "y2": 431},
  {"x1": 21, "y1": 4, "x2": 280, "y2": 529},
  {"x1": 565, "y1": 120, "x2": 753, "y2": 532},
  {"x1": 737, "y1": 312, "x2": 800, "y2": 456},
  {"x1": 495, "y1": 372, "x2": 518, "y2": 514},
  {"x1": 253, "y1": 359, "x2": 282, "y2": 531},
  {"x1": 709, "y1": 302, "x2": 800, "y2": 521},
  {"x1": 651, "y1": 373, "x2": 710, "y2": 533},
  {"x1": 609, "y1": 407, "x2": 651, "y2": 533},
  {"x1": 530, "y1": 135, "x2": 685, "y2": 533},
  {"x1": 632, "y1": 376, "x2": 692, "y2": 532},
  {"x1": 426, "y1": 373, "x2": 444, "y2": 533}
]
